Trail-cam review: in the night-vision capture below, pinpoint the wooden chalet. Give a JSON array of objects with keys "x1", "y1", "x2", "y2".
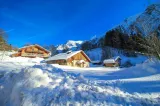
[
  {"x1": 45, "y1": 50, "x2": 91, "y2": 68},
  {"x1": 103, "y1": 56, "x2": 121, "y2": 67},
  {"x1": 11, "y1": 44, "x2": 51, "y2": 58}
]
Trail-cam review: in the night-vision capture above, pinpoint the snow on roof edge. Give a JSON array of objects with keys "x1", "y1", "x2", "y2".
[
  {"x1": 45, "y1": 50, "x2": 91, "y2": 62},
  {"x1": 19, "y1": 44, "x2": 51, "y2": 53},
  {"x1": 103, "y1": 56, "x2": 121, "y2": 64}
]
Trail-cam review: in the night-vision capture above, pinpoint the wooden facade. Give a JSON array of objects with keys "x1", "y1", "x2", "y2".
[
  {"x1": 104, "y1": 62, "x2": 119, "y2": 67},
  {"x1": 11, "y1": 44, "x2": 50, "y2": 58},
  {"x1": 46, "y1": 50, "x2": 91, "y2": 68},
  {"x1": 103, "y1": 56, "x2": 121, "y2": 67}
]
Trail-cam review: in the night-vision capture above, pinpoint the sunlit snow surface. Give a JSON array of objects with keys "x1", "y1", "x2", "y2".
[{"x1": 0, "y1": 52, "x2": 160, "y2": 106}]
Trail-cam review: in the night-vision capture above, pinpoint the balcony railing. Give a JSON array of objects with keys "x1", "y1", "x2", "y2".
[{"x1": 21, "y1": 53, "x2": 48, "y2": 57}]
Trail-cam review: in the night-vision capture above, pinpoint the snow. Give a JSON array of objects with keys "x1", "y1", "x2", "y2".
[
  {"x1": 0, "y1": 51, "x2": 160, "y2": 106},
  {"x1": 103, "y1": 56, "x2": 121, "y2": 64},
  {"x1": 56, "y1": 40, "x2": 83, "y2": 51},
  {"x1": 66, "y1": 40, "x2": 83, "y2": 48},
  {"x1": 46, "y1": 50, "x2": 90, "y2": 62},
  {"x1": 46, "y1": 50, "x2": 81, "y2": 61},
  {"x1": 103, "y1": 59, "x2": 116, "y2": 63},
  {"x1": 0, "y1": 51, "x2": 44, "y2": 74},
  {"x1": 85, "y1": 48, "x2": 102, "y2": 61},
  {"x1": 114, "y1": 4, "x2": 160, "y2": 36},
  {"x1": 19, "y1": 44, "x2": 51, "y2": 53},
  {"x1": 85, "y1": 47, "x2": 148, "y2": 66}
]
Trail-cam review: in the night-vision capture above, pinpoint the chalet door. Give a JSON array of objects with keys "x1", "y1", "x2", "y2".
[{"x1": 72, "y1": 62, "x2": 74, "y2": 66}]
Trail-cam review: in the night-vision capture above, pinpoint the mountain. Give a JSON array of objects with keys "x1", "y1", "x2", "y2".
[
  {"x1": 55, "y1": 4, "x2": 160, "y2": 55},
  {"x1": 116, "y1": 4, "x2": 160, "y2": 36},
  {"x1": 56, "y1": 40, "x2": 83, "y2": 52}
]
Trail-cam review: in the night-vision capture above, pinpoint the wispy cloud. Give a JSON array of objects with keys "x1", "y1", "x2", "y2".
[
  {"x1": 5, "y1": 29, "x2": 15, "y2": 33},
  {"x1": 0, "y1": 9, "x2": 38, "y2": 28},
  {"x1": 0, "y1": 29, "x2": 15, "y2": 34}
]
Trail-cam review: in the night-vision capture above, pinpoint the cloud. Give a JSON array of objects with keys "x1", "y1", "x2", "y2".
[
  {"x1": 5, "y1": 29, "x2": 15, "y2": 33},
  {"x1": 0, "y1": 29, "x2": 15, "y2": 35},
  {"x1": 0, "y1": 9, "x2": 38, "y2": 28}
]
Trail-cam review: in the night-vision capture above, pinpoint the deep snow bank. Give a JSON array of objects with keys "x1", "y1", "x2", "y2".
[
  {"x1": 0, "y1": 52, "x2": 44, "y2": 76},
  {"x1": 0, "y1": 64, "x2": 159, "y2": 106},
  {"x1": 0, "y1": 51, "x2": 44, "y2": 63},
  {"x1": 105, "y1": 59, "x2": 160, "y2": 80}
]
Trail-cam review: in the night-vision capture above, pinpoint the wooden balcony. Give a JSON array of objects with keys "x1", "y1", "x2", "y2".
[{"x1": 21, "y1": 53, "x2": 49, "y2": 58}]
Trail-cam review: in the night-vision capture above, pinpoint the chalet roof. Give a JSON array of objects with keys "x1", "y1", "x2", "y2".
[
  {"x1": 45, "y1": 50, "x2": 91, "y2": 62},
  {"x1": 19, "y1": 44, "x2": 50, "y2": 53},
  {"x1": 103, "y1": 56, "x2": 121, "y2": 64}
]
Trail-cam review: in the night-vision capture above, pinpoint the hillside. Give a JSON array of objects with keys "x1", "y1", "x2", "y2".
[
  {"x1": 116, "y1": 4, "x2": 160, "y2": 36},
  {"x1": 80, "y1": 4, "x2": 160, "y2": 57},
  {"x1": 47, "y1": 4, "x2": 160, "y2": 65},
  {"x1": 56, "y1": 4, "x2": 160, "y2": 53}
]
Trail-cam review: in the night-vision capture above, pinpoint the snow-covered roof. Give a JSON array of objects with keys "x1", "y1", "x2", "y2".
[
  {"x1": 103, "y1": 56, "x2": 121, "y2": 64},
  {"x1": 103, "y1": 59, "x2": 115, "y2": 64},
  {"x1": 45, "y1": 50, "x2": 91, "y2": 62},
  {"x1": 19, "y1": 44, "x2": 51, "y2": 53}
]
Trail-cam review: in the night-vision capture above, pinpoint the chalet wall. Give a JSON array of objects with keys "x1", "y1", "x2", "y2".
[
  {"x1": 67, "y1": 52, "x2": 89, "y2": 62},
  {"x1": 46, "y1": 51, "x2": 90, "y2": 68},
  {"x1": 47, "y1": 60, "x2": 67, "y2": 65},
  {"x1": 21, "y1": 46, "x2": 50, "y2": 58},
  {"x1": 67, "y1": 52, "x2": 90, "y2": 67},
  {"x1": 11, "y1": 45, "x2": 50, "y2": 58},
  {"x1": 104, "y1": 62, "x2": 119, "y2": 67},
  {"x1": 70, "y1": 60, "x2": 89, "y2": 68}
]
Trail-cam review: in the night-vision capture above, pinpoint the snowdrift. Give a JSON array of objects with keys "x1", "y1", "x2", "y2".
[{"x1": 0, "y1": 63, "x2": 159, "y2": 106}]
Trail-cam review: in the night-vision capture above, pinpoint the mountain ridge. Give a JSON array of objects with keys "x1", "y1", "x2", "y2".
[{"x1": 55, "y1": 4, "x2": 160, "y2": 53}]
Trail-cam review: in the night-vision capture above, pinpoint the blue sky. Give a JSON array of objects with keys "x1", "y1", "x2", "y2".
[{"x1": 0, "y1": 0, "x2": 159, "y2": 47}]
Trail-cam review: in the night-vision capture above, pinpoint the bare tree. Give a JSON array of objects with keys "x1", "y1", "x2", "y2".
[
  {"x1": 0, "y1": 29, "x2": 8, "y2": 50},
  {"x1": 49, "y1": 45, "x2": 57, "y2": 56},
  {"x1": 144, "y1": 33, "x2": 160, "y2": 59},
  {"x1": 0, "y1": 29, "x2": 9, "y2": 60},
  {"x1": 139, "y1": 21, "x2": 160, "y2": 59}
]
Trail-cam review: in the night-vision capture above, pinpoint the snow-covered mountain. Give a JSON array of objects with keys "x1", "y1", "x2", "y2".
[
  {"x1": 81, "y1": 4, "x2": 160, "y2": 54},
  {"x1": 56, "y1": 40, "x2": 83, "y2": 52},
  {"x1": 116, "y1": 4, "x2": 160, "y2": 36},
  {"x1": 56, "y1": 4, "x2": 160, "y2": 55}
]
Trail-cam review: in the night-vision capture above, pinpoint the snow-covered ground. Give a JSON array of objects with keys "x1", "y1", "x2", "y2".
[
  {"x1": 85, "y1": 48, "x2": 148, "y2": 66},
  {"x1": 0, "y1": 52, "x2": 160, "y2": 106}
]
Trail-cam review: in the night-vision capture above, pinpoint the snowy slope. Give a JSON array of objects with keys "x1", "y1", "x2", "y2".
[
  {"x1": 85, "y1": 47, "x2": 148, "y2": 66},
  {"x1": 116, "y1": 4, "x2": 160, "y2": 36},
  {"x1": 0, "y1": 51, "x2": 44, "y2": 74},
  {"x1": 56, "y1": 40, "x2": 83, "y2": 52},
  {"x1": 85, "y1": 48, "x2": 102, "y2": 61}
]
